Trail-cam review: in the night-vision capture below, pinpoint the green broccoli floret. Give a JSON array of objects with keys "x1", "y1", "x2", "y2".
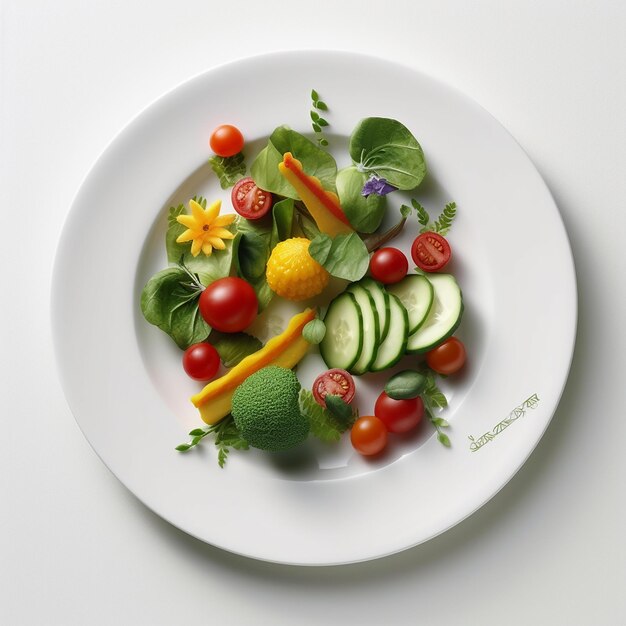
[{"x1": 231, "y1": 366, "x2": 309, "y2": 452}]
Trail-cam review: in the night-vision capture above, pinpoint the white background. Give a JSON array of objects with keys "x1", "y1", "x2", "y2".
[{"x1": 2, "y1": 1, "x2": 625, "y2": 624}]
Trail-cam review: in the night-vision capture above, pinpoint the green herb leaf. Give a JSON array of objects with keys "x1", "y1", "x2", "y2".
[
  {"x1": 411, "y1": 199, "x2": 430, "y2": 229},
  {"x1": 317, "y1": 118, "x2": 329, "y2": 127},
  {"x1": 315, "y1": 101, "x2": 328, "y2": 111},
  {"x1": 208, "y1": 152, "x2": 246, "y2": 189},
  {"x1": 319, "y1": 138, "x2": 329, "y2": 147},
  {"x1": 400, "y1": 204, "x2": 412, "y2": 219},
  {"x1": 350, "y1": 117, "x2": 427, "y2": 190},
  {"x1": 336, "y1": 166, "x2": 387, "y2": 234},
  {"x1": 140, "y1": 265, "x2": 210, "y2": 349},
  {"x1": 310, "y1": 110, "x2": 320, "y2": 122},
  {"x1": 312, "y1": 122, "x2": 322, "y2": 133},
  {"x1": 175, "y1": 443, "x2": 192, "y2": 452},
  {"x1": 188, "y1": 428, "x2": 206, "y2": 437},
  {"x1": 433, "y1": 202, "x2": 457, "y2": 235},
  {"x1": 437, "y1": 432, "x2": 451, "y2": 447},
  {"x1": 209, "y1": 331, "x2": 262, "y2": 368},
  {"x1": 308, "y1": 232, "x2": 370, "y2": 281},
  {"x1": 302, "y1": 319, "x2": 326, "y2": 344},
  {"x1": 325, "y1": 395, "x2": 356, "y2": 427},
  {"x1": 385, "y1": 370, "x2": 428, "y2": 400},
  {"x1": 311, "y1": 89, "x2": 319, "y2": 102},
  {"x1": 299, "y1": 390, "x2": 344, "y2": 443}
]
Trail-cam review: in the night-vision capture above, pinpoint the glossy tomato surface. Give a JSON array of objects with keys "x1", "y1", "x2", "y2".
[
  {"x1": 209, "y1": 124, "x2": 244, "y2": 157},
  {"x1": 426, "y1": 336, "x2": 467, "y2": 374},
  {"x1": 369, "y1": 247, "x2": 409, "y2": 284},
  {"x1": 411, "y1": 231, "x2": 451, "y2": 272},
  {"x1": 199, "y1": 277, "x2": 258, "y2": 333},
  {"x1": 231, "y1": 177, "x2": 273, "y2": 220},
  {"x1": 350, "y1": 415, "x2": 388, "y2": 456},
  {"x1": 182, "y1": 342, "x2": 220, "y2": 381},
  {"x1": 312, "y1": 369, "x2": 356, "y2": 407},
  {"x1": 374, "y1": 391, "x2": 424, "y2": 434}
]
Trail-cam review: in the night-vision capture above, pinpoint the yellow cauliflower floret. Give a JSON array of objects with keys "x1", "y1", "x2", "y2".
[{"x1": 266, "y1": 237, "x2": 330, "y2": 301}]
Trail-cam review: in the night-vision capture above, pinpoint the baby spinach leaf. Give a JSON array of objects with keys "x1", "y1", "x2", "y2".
[
  {"x1": 336, "y1": 166, "x2": 387, "y2": 234},
  {"x1": 324, "y1": 395, "x2": 356, "y2": 427},
  {"x1": 385, "y1": 370, "x2": 428, "y2": 400},
  {"x1": 140, "y1": 267, "x2": 210, "y2": 349},
  {"x1": 250, "y1": 126, "x2": 337, "y2": 199},
  {"x1": 270, "y1": 197, "x2": 294, "y2": 249},
  {"x1": 209, "y1": 331, "x2": 263, "y2": 367},
  {"x1": 208, "y1": 152, "x2": 246, "y2": 189},
  {"x1": 349, "y1": 117, "x2": 427, "y2": 190},
  {"x1": 308, "y1": 232, "x2": 370, "y2": 282},
  {"x1": 237, "y1": 231, "x2": 269, "y2": 280}
]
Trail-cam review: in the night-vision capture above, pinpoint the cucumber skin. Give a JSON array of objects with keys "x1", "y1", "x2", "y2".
[
  {"x1": 360, "y1": 278, "x2": 391, "y2": 341},
  {"x1": 369, "y1": 294, "x2": 409, "y2": 372},
  {"x1": 319, "y1": 292, "x2": 364, "y2": 371},
  {"x1": 405, "y1": 298, "x2": 464, "y2": 355},
  {"x1": 347, "y1": 285, "x2": 380, "y2": 375}
]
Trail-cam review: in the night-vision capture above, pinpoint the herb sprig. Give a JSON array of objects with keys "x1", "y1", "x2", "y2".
[
  {"x1": 419, "y1": 368, "x2": 452, "y2": 447},
  {"x1": 401, "y1": 200, "x2": 458, "y2": 235},
  {"x1": 176, "y1": 415, "x2": 249, "y2": 467},
  {"x1": 209, "y1": 153, "x2": 247, "y2": 189},
  {"x1": 310, "y1": 89, "x2": 329, "y2": 147}
]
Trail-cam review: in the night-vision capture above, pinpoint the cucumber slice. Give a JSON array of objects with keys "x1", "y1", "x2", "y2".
[
  {"x1": 370, "y1": 293, "x2": 409, "y2": 372},
  {"x1": 346, "y1": 284, "x2": 380, "y2": 375},
  {"x1": 320, "y1": 292, "x2": 364, "y2": 370},
  {"x1": 359, "y1": 278, "x2": 391, "y2": 341},
  {"x1": 387, "y1": 274, "x2": 434, "y2": 334},
  {"x1": 406, "y1": 274, "x2": 464, "y2": 354}
]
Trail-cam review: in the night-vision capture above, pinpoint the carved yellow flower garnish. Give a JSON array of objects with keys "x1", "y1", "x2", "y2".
[{"x1": 176, "y1": 199, "x2": 236, "y2": 257}]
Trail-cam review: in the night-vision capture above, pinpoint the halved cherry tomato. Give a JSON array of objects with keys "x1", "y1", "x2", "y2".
[
  {"x1": 182, "y1": 342, "x2": 220, "y2": 381},
  {"x1": 411, "y1": 231, "x2": 451, "y2": 272},
  {"x1": 350, "y1": 415, "x2": 388, "y2": 456},
  {"x1": 199, "y1": 277, "x2": 258, "y2": 333},
  {"x1": 426, "y1": 337, "x2": 466, "y2": 375},
  {"x1": 369, "y1": 247, "x2": 408, "y2": 284},
  {"x1": 312, "y1": 369, "x2": 355, "y2": 407},
  {"x1": 231, "y1": 177, "x2": 273, "y2": 220},
  {"x1": 209, "y1": 124, "x2": 244, "y2": 157},
  {"x1": 374, "y1": 391, "x2": 424, "y2": 434}
]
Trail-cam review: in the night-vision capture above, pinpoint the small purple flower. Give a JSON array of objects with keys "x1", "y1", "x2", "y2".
[{"x1": 361, "y1": 176, "x2": 397, "y2": 197}]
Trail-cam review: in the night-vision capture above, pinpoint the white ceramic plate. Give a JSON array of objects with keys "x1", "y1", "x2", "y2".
[{"x1": 52, "y1": 51, "x2": 576, "y2": 565}]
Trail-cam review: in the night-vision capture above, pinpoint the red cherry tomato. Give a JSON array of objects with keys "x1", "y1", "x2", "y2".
[
  {"x1": 426, "y1": 337, "x2": 467, "y2": 375},
  {"x1": 182, "y1": 342, "x2": 220, "y2": 381},
  {"x1": 209, "y1": 124, "x2": 244, "y2": 157},
  {"x1": 369, "y1": 247, "x2": 409, "y2": 284},
  {"x1": 199, "y1": 277, "x2": 258, "y2": 333},
  {"x1": 374, "y1": 391, "x2": 424, "y2": 434},
  {"x1": 231, "y1": 177, "x2": 273, "y2": 220},
  {"x1": 411, "y1": 231, "x2": 451, "y2": 272},
  {"x1": 312, "y1": 369, "x2": 356, "y2": 407},
  {"x1": 350, "y1": 415, "x2": 388, "y2": 456}
]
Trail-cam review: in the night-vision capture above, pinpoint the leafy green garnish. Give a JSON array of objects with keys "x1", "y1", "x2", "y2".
[
  {"x1": 403, "y1": 199, "x2": 458, "y2": 235},
  {"x1": 420, "y1": 368, "x2": 452, "y2": 447},
  {"x1": 209, "y1": 331, "x2": 262, "y2": 368},
  {"x1": 299, "y1": 390, "x2": 347, "y2": 443},
  {"x1": 208, "y1": 152, "x2": 246, "y2": 189},
  {"x1": 336, "y1": 166, "x2": 387, "y2": 234},
  {"x1": 349, "y1": 117, "x2": 427, "y2": 190},
  {"x1": 308, "y1": 232, "x2": 370, "y2": 281},
  {"x1": 324, "y1": 395, "x2": 357, "y2": 427},
  {"x1": 231, "y1": 198, "x2": 295, "y2": 311},
  {"x1": 384, "y1": 370, "x2": 428, "y2": 400},
  {"x1": 165, "y1": 198, "x2": 237, "y2": 284},
  {"x1": 310, "y1": 89, "x2": 329, "y2": 147},
  {"x1": 302, "y1": 319, "x2": 326, "y2": 344},
  {"x1": 250, "y1": 126, "x2": 337, "y2": 199},
  {"x1": 176, "y1": 415, "x2": 249, "y2": 468},
  {"x1": 140, "y1": 260, "x2": 210, "y2": 349}
]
